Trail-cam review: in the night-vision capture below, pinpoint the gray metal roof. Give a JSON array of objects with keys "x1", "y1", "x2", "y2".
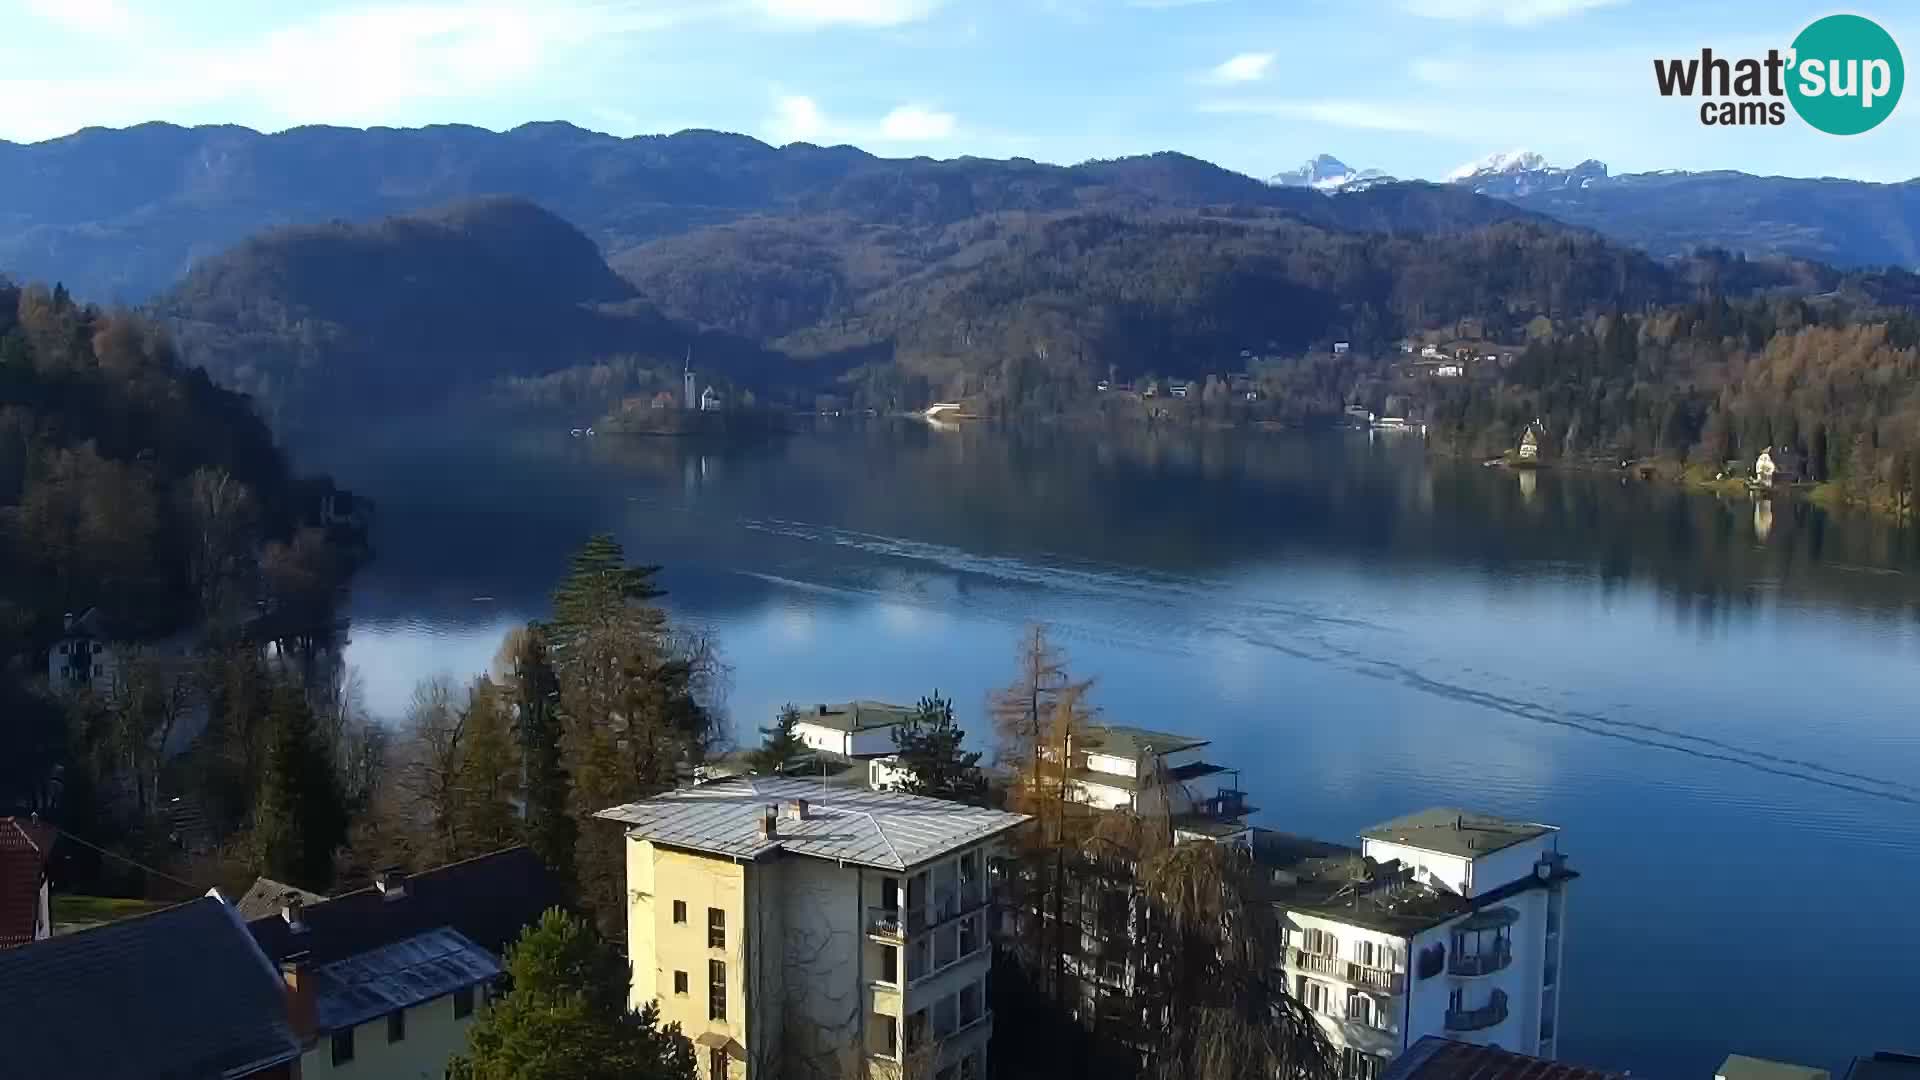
[
  {"x1": 597, "y1": 776, "x2": 1028, "y2": 871},
  {"x1": 1079, "y1": 725, "x2": 1209, "y2": 759},
  {"x1": 234, "y1": 876, "x2": 324, "y2": 922},
  {"x1": 311, "y1": 926, "x2": 502, "y2": 1033},
  {"x1": 1361, "y1": 807, "x2": 1555, "y2": 859},
  {"x1": 790, "y1": 700, "x2": 917, "y2": 733}
]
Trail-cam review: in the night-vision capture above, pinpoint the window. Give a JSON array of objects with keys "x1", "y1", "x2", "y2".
[
  {"x1": 960, "y1": 979, "x2": 983, "y2": 1025},
  {"x1": 1343, "y1": 1049, "x2": 1383, "y2": 1080},
  {"x1": 1299, "y1": 978, "x2": 1331, "y2": 1014},
  {"x1": 708, "y1": 907, "x2": 726, "y2": 948},
  {"x1": 387, "y1": 1009, "x2": 406, "y2": 1043},
  {"x1": 960, "y1": 1050, "x2": 981, "y2": 1080},
  {"x1": 708, "y1": 959, "x2": 727, "y2": 1021},
  {"x1": 709, "y1": 1046, "x2": 729, "y2": 1080},
  {"x1": 881, "y1": 945, "x2": 899, "y2": 984},
  {"x1": 330, "y1": 1028, "x2": 355, "y2": 1066},
  {"x1": 454, "y1": 986, "x2": 474, "y2": 1019},
  {"x1": 906, "y1": 1009, "x2": 927, "y2": 1051},
  {"x1": 674, "y1": 970, "x2": 689, "y2": 995},
  {"x1": 880, "y1": 1014, "x2": 898, "y2": 1055},
  {"x1": 959, "y1": 913, "x2": 979, "y2": 957},
  {"x1": 1447, "y1": 987, "x2": 1464, "y2": 1013},
  {"x1": 1303, "y1": 927, "x2": 1338, "y2": 956},
  {"x1": 673, "y1": 900, "x2": 687, "y2": 924},
  {"x1": 1346, "y1": 990, "x2": 1374, "y2": 1028}
]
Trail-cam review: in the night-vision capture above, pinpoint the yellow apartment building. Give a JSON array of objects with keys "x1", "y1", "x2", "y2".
[{"x1": 599, "y1": 776, "x2": 1027, "y2": 1080}]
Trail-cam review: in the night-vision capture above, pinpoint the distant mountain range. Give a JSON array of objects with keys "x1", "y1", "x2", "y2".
[
  {"x1": 1444, "y1": 150, "x2": 1610, "y2": 198},
  {"x1": 1268, "y1": 154, "x2": 1393, "y2": 191},
  {"x1": 1272, "y1": 148, "x2": 1917, "y2": 267}
]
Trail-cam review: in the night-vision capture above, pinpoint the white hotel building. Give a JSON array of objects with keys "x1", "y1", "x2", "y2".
[{"x1": 1253, "y1": 808, "x2": 1574, "y2": 1080}]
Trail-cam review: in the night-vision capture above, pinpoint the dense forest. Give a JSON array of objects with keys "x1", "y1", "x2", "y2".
[
  {"x1": 0, "y1": 278, "x2": 370, "y2": 890},
  {"x1": 1424, "y1": 296, "x2": 1920, "y2": 509}
]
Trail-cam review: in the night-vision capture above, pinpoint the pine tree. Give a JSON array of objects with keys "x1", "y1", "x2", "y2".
[
  {"x1": 750, "y1": 703, "x2": 804, "y2": 776},
  {"x1": 548, "y1": 534, "x2": 665, "y2": 655},
  {"x1": 449, "y1": 908, "x2": 696, "y2": 1080},
  {"x1": 252, "y1": 684, "x2": 349, "y2": 891},
  {"x1": 889, "y1": 692, "x2": 984, "y2": 803},
  {"x1": 501, "y1": 625, "x2": 577, "y2": 889}
]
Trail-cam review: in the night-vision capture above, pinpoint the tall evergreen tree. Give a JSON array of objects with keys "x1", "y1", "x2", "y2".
[
  {"x1": 252, "y1": 683, "x2": 349, "y2": 891},
  {"x1": 548, "y1": 533, "x2": 665, "y2": 655},
  {"x1": 502, "y1": 625, "x2": 577, "y2": 888},
  {"x1": 888, "y1": 692, "x2": 985, "y2": 803},
  {"x1": 750, "y1": 703, "x2": 804, "y2": 776},
  {"x1": 449, "y1": 908, "x2": 696, "y2": 1080}
]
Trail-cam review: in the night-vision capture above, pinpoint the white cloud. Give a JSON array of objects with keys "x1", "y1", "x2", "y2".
[
  {"x1": 1401, "y1": 0, "x2": 1625, "y2": 25},
  {"x1": 1200, "y1": 98, "x2": 1428, "y2": 133},
  {"x1": 770, "y1": 95, "x2": 829, "y2": 142},
  {"x1": 22, "y1": 0, "x2": 134, "y2": 36},
  {"x1": 879, "y1": 104, "x2": 956, "y2": 140},
  {"x1": 1207, "y1": 52, "x2": 1274, "y2": 84},
  {"x1": 752, "y1": 0, "x2": 946, "y2": 28}
]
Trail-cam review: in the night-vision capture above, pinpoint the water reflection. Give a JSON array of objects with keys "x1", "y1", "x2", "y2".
[{"x1": 316, "y1": 420, "x2": 1920, "y2": 1077}]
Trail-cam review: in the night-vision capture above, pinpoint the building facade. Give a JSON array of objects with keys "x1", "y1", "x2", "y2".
[
  {"x1": 1258, "y1": 808, "x2": 1574, "y2": 1079},
  {"x1": 599, "y1": 776, "x2": 1027, "y2": 1080},
  {"x1": 791, "y1": 700, "x2": 918, "y2": 760},
  {"x1": 1056, "y1": 724, "x2": 1254, "y2": 842}
]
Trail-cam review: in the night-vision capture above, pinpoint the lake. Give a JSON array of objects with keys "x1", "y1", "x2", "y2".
[{"x1": 319, "y1": 420, "x2": 1920, "y2": 1078}]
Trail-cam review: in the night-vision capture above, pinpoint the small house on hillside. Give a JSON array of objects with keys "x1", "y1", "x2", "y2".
[
  {"x1": 48, "y1": 609, "x2": 121, "y2": 694},
  {"x1": 700, "y1": 385, "x2": 723, "y2": 412},
  {"x1": 791, "y1": 700, "x2": 918, "y2": 760},
  {"x1": 651, "y1": 391, "x2": 677, "y2": 410}
]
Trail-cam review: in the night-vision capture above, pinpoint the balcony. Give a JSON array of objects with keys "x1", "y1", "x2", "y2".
[
  {"x1": 1287, "y1": 948, "x2": 1407, "y2": 995},
  {"x1": 1445, "y1": 990, "x2": 1509, "y2": 1032},
  {"x1": 868, "y1": 906, "x2": 927, "y2": 939},
  {"x1": 1448, "y1": 943, "x2": 1512, "y2": 977}
]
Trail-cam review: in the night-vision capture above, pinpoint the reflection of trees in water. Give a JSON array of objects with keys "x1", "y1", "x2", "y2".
[{"x1": 342, "y1": 421, "x2": 1920, "y2": 626}]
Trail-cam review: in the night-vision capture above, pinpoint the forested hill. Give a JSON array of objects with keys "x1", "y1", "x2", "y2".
[
  {"x1": 0, "y1": 279, "x2": 362, "y2": 679},
  {"x1": 156, "y1": 196, "x2": 784, "y2": 429},
  {"x1": 0, "y1": 123, "x2": 1536, "y2": 302}
]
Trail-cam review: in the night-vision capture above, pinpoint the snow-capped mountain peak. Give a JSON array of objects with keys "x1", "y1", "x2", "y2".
[
  {"x1": 1270, "y1": 153, "x2": 1392, "y2": 191},
  {"x1": 1445, "y1": 149, "x2": 1550, "y2": 183},
  {"x1": 1445, "y1": 151, "x2": 1609, "y2": 197}
]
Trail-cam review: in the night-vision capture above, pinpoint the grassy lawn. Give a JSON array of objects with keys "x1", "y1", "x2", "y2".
[{"x1": 53, "y1": 894, "x2": 175, "y2": 926}]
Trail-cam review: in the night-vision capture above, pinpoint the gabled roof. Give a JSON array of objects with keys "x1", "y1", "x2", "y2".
[
  {"x1": 1078, "y1": 725, "x2": 1209, "y2": 760},
  {"x1": 1362, "y1": 807, "x2": 1555, "y2": 860},
  {"x1": 247, "y1": 846, "x2": 566, "y2": 967},
  {"x1": 1385, "y1": 1037, "x2": 1625, "y2": 1080},
  {"x1": 791, "y1": 700, "x2": 917, "y2": 733},
  {"x1": 311, "y1": 927, "x2": 503, "y2": 1033},
  {"x1": 234, "y1": 876, "x2": 325, "y2": 922},
  {"x1": 0, "y1": 817, "x2": 54, "y2": 948},
  {"x1": 0, "y1": 896, "x2": 301, "y2": 1080},
  {"x1": 597, "y1": 776, "x2": 1028, "y2": 871}
]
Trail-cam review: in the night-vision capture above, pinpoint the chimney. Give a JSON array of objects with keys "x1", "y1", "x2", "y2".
[
  {"x1": 785, "y1": 798, "x2": 809, "y2": 822},
  {"x1": 759, "y1": 804, "x2": 779, "y2": 841},
  {"x1": 281, "y1": 892, "x2": 307, "y2": 933},
  {"x1": 375, "y1": 867, "x2": 408, "y2": 901},
  {"x1": 281, "y1": 952, "x2": 316, "y2": 1041}
]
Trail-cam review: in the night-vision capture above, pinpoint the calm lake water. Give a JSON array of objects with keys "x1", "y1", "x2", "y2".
[{"x1": 320, "y1": 420, "x2": 1920, "y2": 1078}]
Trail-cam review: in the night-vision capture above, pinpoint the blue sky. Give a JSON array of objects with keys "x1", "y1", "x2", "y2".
[{"x1": 0, "y1": 0, "x2": 1913, "y2": 181}]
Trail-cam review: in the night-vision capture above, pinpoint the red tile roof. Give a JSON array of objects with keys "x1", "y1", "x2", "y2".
[
  {"x1": 0, "y1": 818, "x2": 55, "y2": 949},
  {"x1": 1383, "y1": 1038, "x2": 1627, "y2": 1080}
]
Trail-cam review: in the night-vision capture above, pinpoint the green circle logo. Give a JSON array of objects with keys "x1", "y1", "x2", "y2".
[{"x1": 1787, "y1": 14, "x2": 1904, "y2": 135}]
